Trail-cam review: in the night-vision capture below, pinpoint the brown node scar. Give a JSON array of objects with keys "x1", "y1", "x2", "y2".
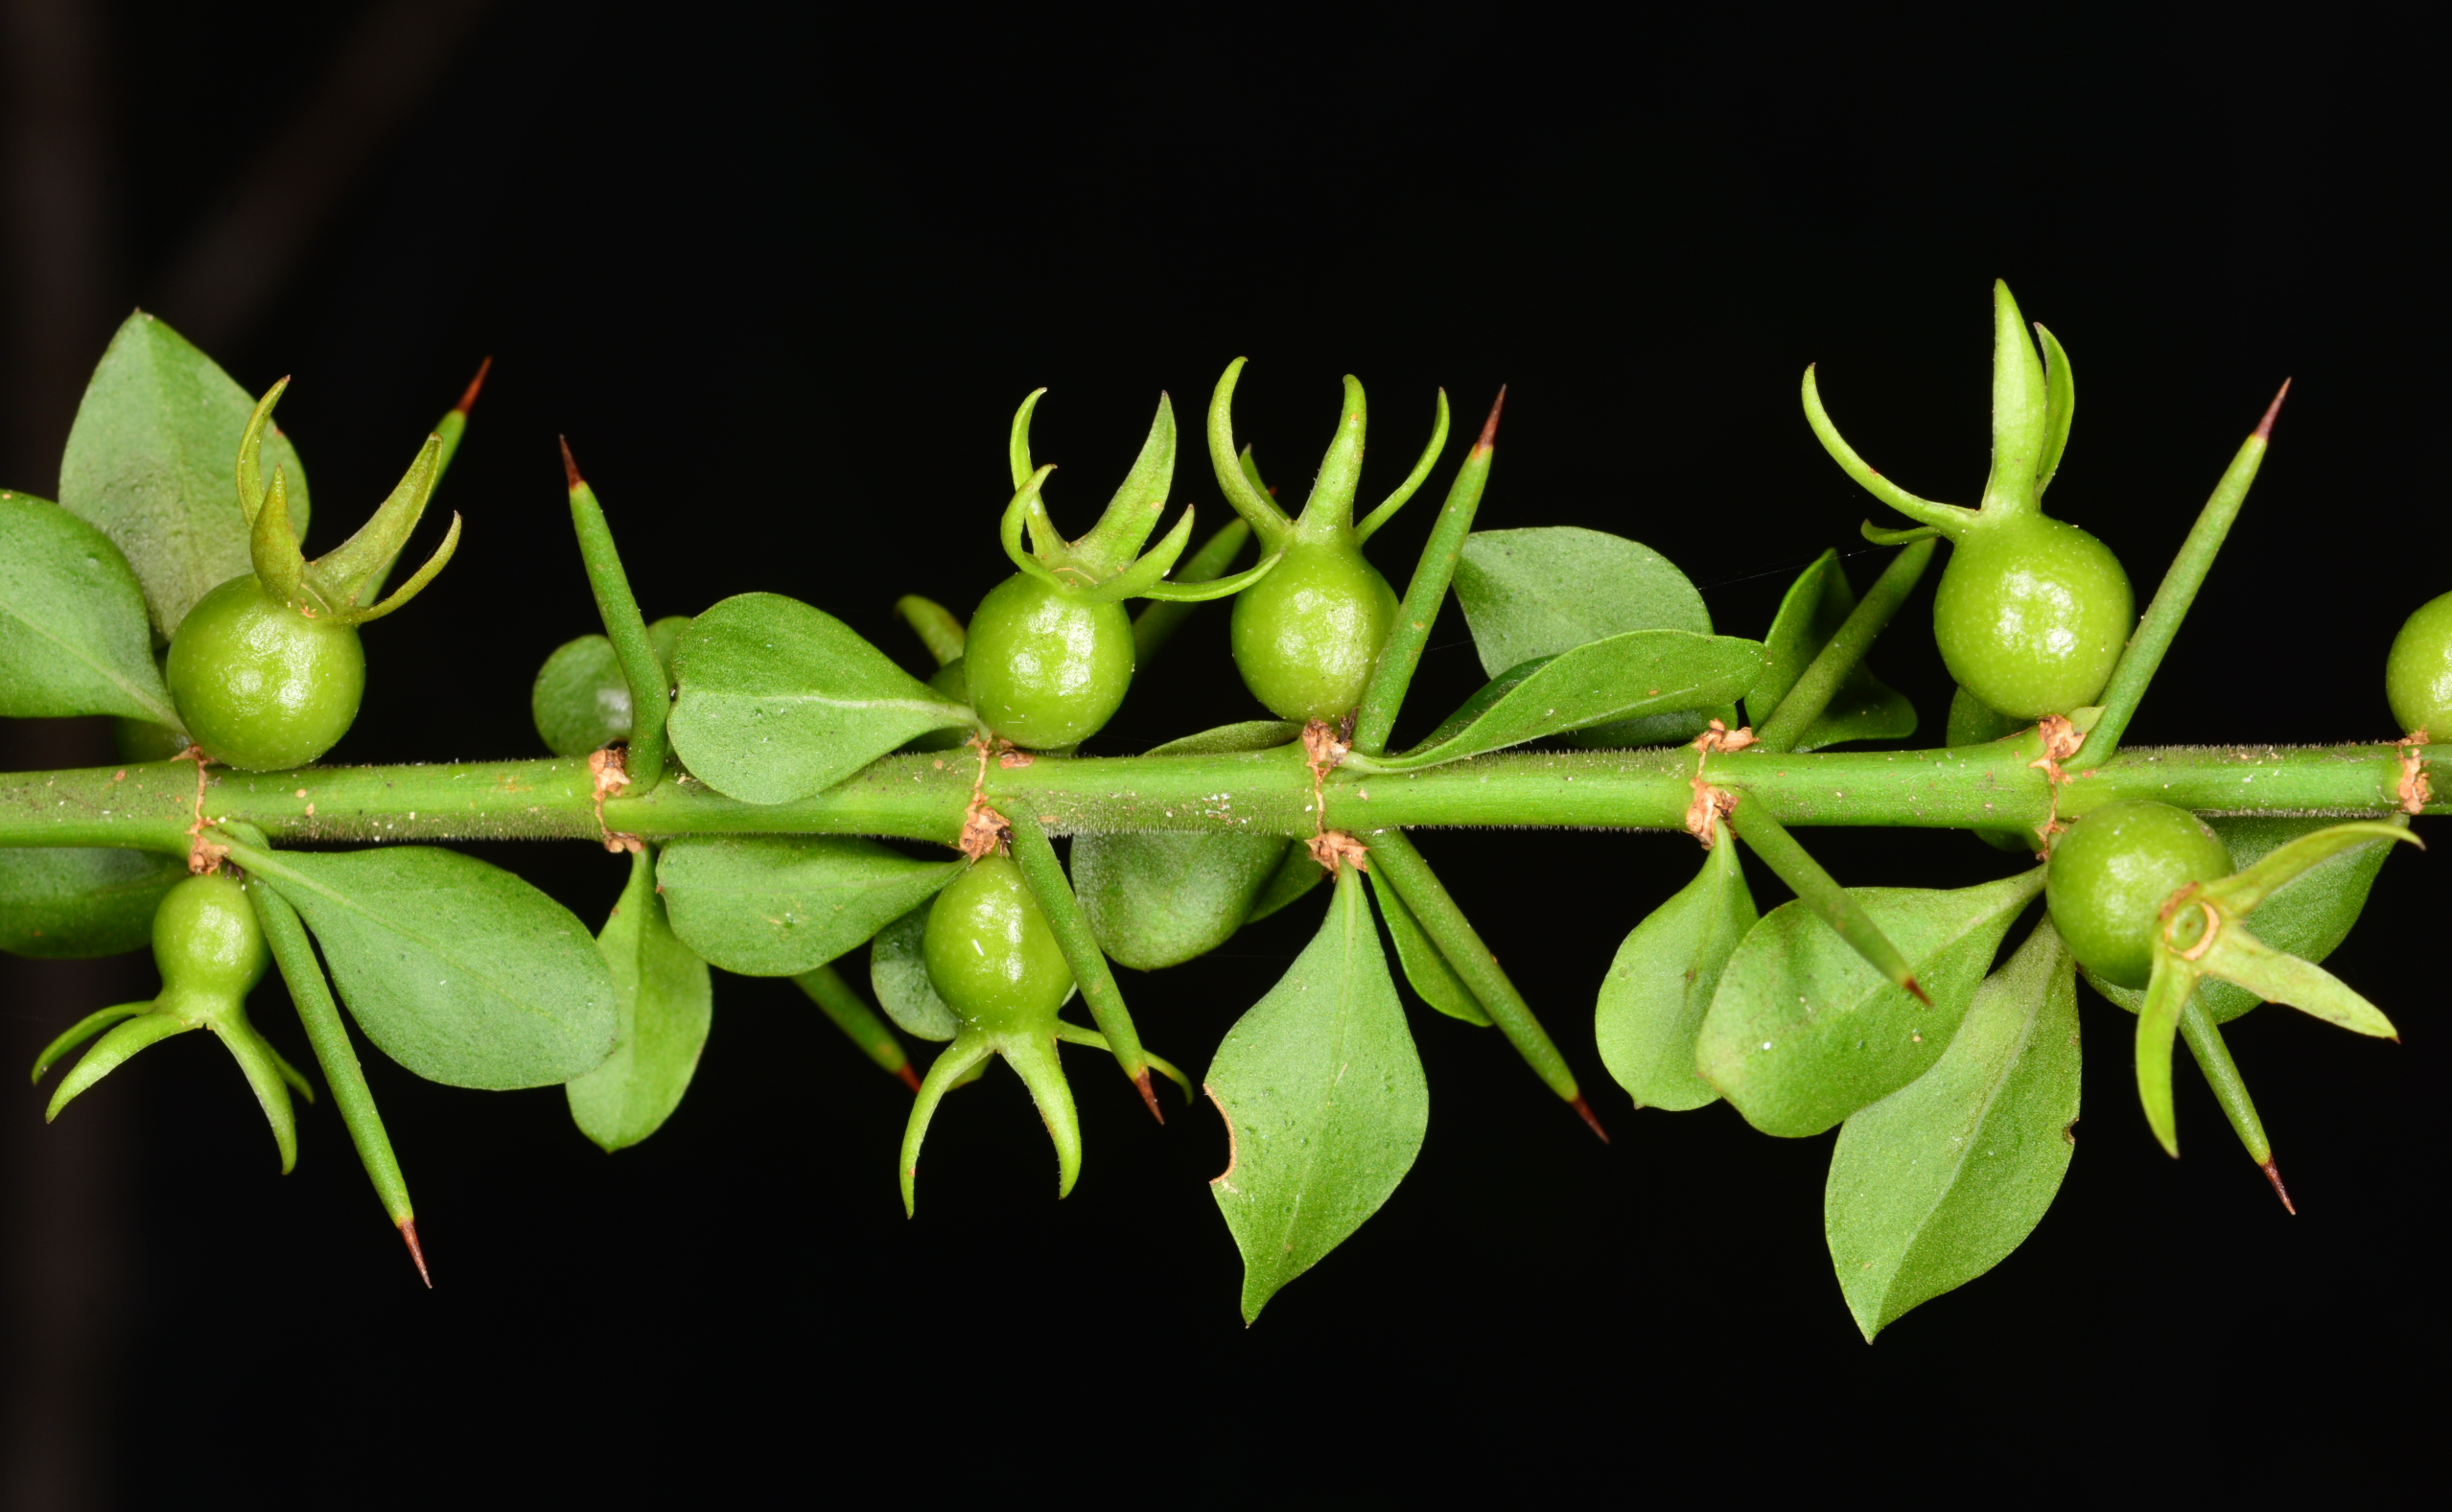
[
  {"x1": 2027, "y1": 714, "x2": 2088, "y2": 849},
  {"x1": 1684, "y1": 777, "x2": 1738, "y2": 848},
  {"x1": 2395, "y1": 732, "x2": 2432, "y2": 815},
  {"x1": 176, "y1": 745, "x2": 227, "y2": 873},
  {"x1": 1307, "y1": 829, "x2": 1370, "y2": 873},
  {"x1": 1301, "y1": 718, "x2": 1352, "y2": 845},
  {"x1": 1692, "y1": 719, "x2": 1758, "y2": 755},
  {"x1": 997, "y1": 750, "x2": 1034, "y2": 768},
  {"x1": 589, "y1": 747, "x2": 639, "y2": 851},
  {"x1": 960, "y1": 736, "x2": 1015, "y2": 859}
]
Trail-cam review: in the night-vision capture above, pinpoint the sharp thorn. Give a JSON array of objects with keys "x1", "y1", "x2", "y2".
[
  {"x1": 1570, "y1": 1093, "x2": 1610, "y2": 1145},
  {"x1": 1134, "y1": 1068, "x2": 1165, "y2": 1125},
  {"x1": 2254, "y1": 380, "x2": 2291, "y2": 440},
  {"x1": 896, "y1": 1062, "x2": 922, "y2": 1094},
  {"x1": 1473, "y1": 385, "x2": 1508, "y2": 452},
  {"x1": 2260, "y1": 1158, "x2": 2297, "y2": 1215},
  {"x1": 558, "y1": 436, "x2": 584, "y2": 492},
  {"x1": 398, "y1": 1218, "x2": 433, "y2": 1288},
  {"x1": 1903, "y1": 975, "x2": 1933, "y2": 1008},
  {"x1": 455, "y1": 355, "x2": 494, "y2": 415}
]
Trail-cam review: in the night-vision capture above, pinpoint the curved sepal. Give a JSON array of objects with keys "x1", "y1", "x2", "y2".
[
  {"x1": 899, "y1": 1034, "x2": 994, "y2": 1216},
  {"x1": 308, "y1": 432, "x2": 443, "y2": 610},
  {"x1": 1802, "y1": 365, "x2": 1980, "y2": 536},
  {"x1": 249, "y1": 468, "x2": 307, "y2": 607},
  {"x1": 336, "y1": 511, "x2": 460, "y2": 627},
  {"x1": 44, "y1": 1011, "x2": 197, "y2": 1123},
  {"x1": 1206, "y1": 360, "x2": 1294, "y2": 549},
  {"x1": 2035, "y1": 323, "x2": 2075, "y2": 498},
  {"x1": 1008, "y1": 387, "x2": 1047, "y2": 490},
  {"x1": 2206, "y1": 819, "x2": 2422, "y2": 916},
  {"x1": 1981, "y1": 280, "x2": 2051, "y2": 517},
  {"x1": 1353, "y1": 387, "x2": 1450, "y2": 545},
  {"x1": 1132, "y1": 547, "x2": 1284, "y2": 603},
  {"x1": 1000, "y1": 1032, "x2": 1083, "y2": 1199},
  {"x1": 2198, "y1": 922, "x2": 2398, "y2": 1040},
  {"x1": 997, "y1": 466, "x2": 1072, "y2": 592},
  {"x1": 31, "y1": 1003, "x2": 151, "y2": 1084},
  {"x1": 235, "y1": 378, "x2": 292, "y2": 528},
  {"x1": 1067, "y1": 393, "x2": 1179, "y2": 577},
  {"x1": 2135, "y1": 948, "x2": 2201, "y2": 1157},
  {"x1": 216, "y1": 1014, "x2": 302, "y2": 1174},
  {"x1": 1296, "y1": 374, "x2": 1369, "y2": 538},
  {"x1": 1073, "y1": 500, "x2": 1196, "y2": 604},
  {"x1": 1859, "y1": 521, "x2": 1944, "y2": 546}
]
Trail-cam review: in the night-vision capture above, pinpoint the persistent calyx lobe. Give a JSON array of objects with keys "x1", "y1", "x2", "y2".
[{"x1": 1807, "y1": 280, "x2": 2132, "y2": 721}]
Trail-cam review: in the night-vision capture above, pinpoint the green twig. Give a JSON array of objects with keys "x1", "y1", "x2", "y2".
[
  {"x1": 1133, "y1": 519, "x2": 1250, "y2": 663},
  {"x1": 1726, "y1": 802, "x2": 1929, "y2": 1004},
  {"x1": 1005, "y1": 813, "x2": 1162, "y2": 1120},
  {"x1": 795, "y1": 964, "x2": 918, "y2": 1090},
  {"x1": 561, "y1": 440, "x2": 669, "y2": 788},
  {"x1": 1352, "y1": 391, "x2": 1504, "y2": 757},
  {"x1": 2088, "y1": 384, "x2": 2287, "y2": 761},
  {"x1": 2178, "y1": 999, "x2": 2293, "y2": 1212},
  {"x1": 1752, "y1": 539, "x2": 1937, "y2": 755}
]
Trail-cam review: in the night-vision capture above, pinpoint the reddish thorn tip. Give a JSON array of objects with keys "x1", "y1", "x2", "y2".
[
  {"x1": 895, "y1": 1062, "x2": 922, "y2": 1093},
  {"x1": 1474, "y1": 385, "x2": 1508, "y2": 452},
  {"x1": 2254, "y1": 380, "x2": 2291, "y2": 440},
  {"x1": 1570, "y1": 1094, "x2": 1610, "y2": 1144},
  {"x1": 1904, "y1": 976, "x2": 1933, "y2": 1008},
  {"x1": 1134, "y1": 1069, "x2": 1166, "y2": 1126},
  {"x1": 558, "y1": 436, "x2": 583, "y2": 491},
  {"x1": 2260, "y1": 1158, "x2": 2297, "y2": 1215},
  {"x1": 455, "y1": 355, "x2": 494, "y2": 415},
  {"x1": 399, "y1": 1218, "x2": 433, "y2": 1288}
]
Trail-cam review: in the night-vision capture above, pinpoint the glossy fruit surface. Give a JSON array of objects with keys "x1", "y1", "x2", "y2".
[
  {"x1": 2385, "y1": 590, "x2": 2452, "y2": 737},
  {"x1": 166, "y1": 574, "x2": 365, "y2": 770},
  {"x1": 2046, "y1": 800, "x2": 2232, "y2": 989},
  {"x1": 963, "y1": 573, "x2": 1133, "y2": 749},
  {"x1": 1230, "y1": 540, "x2": 1398, "y2": 723},
  {"x1": 1932, "y1": 517, "x2": 2133, "y2": 720},
  {"x1": 922, "y1": 853, "x2": 1074, "y2": 1035},
  {"x1": 152, "y1": 872, "x2": 269, "y2": 1003}
]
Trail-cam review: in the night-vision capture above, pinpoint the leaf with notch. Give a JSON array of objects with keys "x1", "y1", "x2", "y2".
[
  {"x1": 1454, "y1": 527, "x2": 1711, "y2": 677},
  {"x1": 1746, "y1": 548, "x2": 1915, "y2": 751},
  {"x1": 1826, "y1": 918, "x2": 2081, "y2": 1340},
  {"x1": 657, "y1": 835, "x2": 960, "y2": 977},
  {"x1": 0, "y1": 847, "x2": 185, "y2": 959},
  {"x1": 58, "y1": 313, "x2": 310, "y2": 640},
  {"x1": 568, "y1": 848, "x2": 713, "y2": 1151},
  {"x1": 1596, "y1": 823, "x2": 1755, "y2": 1109},
  {"x1": 1207, "y1": 864, "x2": 1427, "y2": 1323},
  {"x1": 667, "y1": 593, "x2": 971, "y2": 803},
  {"x1": 0, "y1": 493, "x2": 180, "y2": 724},
  {"x1": 1697, "y1": 869, "x2": 2044, "y2": 1137},
  {"x1": 240, "y1": 844, "x2": 616, "y2": 1090},
  {"x1": 1369, "y1": 631, "x2": 1763, "y2": 772},
  {"x1": 2083, "y1": 816, "x2": 2403, "y2": 1024}
]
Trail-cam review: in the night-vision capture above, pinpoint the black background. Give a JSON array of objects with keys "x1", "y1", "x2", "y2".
[{"x1": 2, "y1": 5, "x2": 2440, "y2": 1500}]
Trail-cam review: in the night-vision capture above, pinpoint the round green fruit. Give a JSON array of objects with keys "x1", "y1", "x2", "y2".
[
  {"x1": 2046, "y1": 800, "x2": 2232, "y2": 990},
  {"x1": 166, "y1": 574, "x2": 365, "y2": 771},
  {"x1": 1229, "y1": 540, "x2": 1398, "y2": 724},
  {"x1": 152, "y1": 872, "x2": 269, "y2": 1002},
  {"x1": 2385, "y1": 590, "x2": 2452, "y2": 739},
  {"x1": 1932, "y1": 517, "x2": 2132, "y2": 720},
  {"x1": 963, "y1": 573, "x2": 1133, "y2": 749},
  {"x1": 922, "y1": 853, "x2": 1074, "y2": 1035}
]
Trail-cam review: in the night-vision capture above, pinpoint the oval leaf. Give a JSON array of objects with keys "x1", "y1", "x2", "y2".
[
  {"x1": 248, "y1": 845, "x2": 616, "y2": 1089},
  {"x1": 1366, "y1": 866, "x2": 1490, "y2": 1026},
  {"x1": 657, "y1": 835, "x2": 961, "y2": 977},
  {"x1": 1698, "y1": 869, "x2": 2044, "y2": 1137},
  {"x1": 1455, "y1": 526, "x2": 1711, "y2": 677},
  {"x1": 1826, "y1": 918, "x2": 2081, "y2": 1340},
  {"x1": 868, "y1": 903, "x2": 958, "y2": 1042},
  {"x1": 1596, "y1": 826, "x2": 1756, "y2": 1109},
  {"x1": 0, "y1": 493, "x2": 179, "y2": 724},
  {"x1": 2084, "y1": 816, "x2": 2401, "y2": 1024},
  {"x1": 0, "y1": 846, "x2": 185, "y2": 959},
  {"x1": 1370, "y1": 630, "x2": 1763, "y2": 772},
  {"x1": 568, "y1": 849, "x2": 713, "y2": 1151},
  {"x1": 1746, "y1": 548, "x2": 1915, "y2": 751},
  {"x1": 1207, "y1": 865, "x2": 1427, "y2": 1323},
  {"x1": 58, "y1": 312, "x2": 310, "y2": 640},
  {"x1": 667, "y1": 593, "x2": 971, "y2": 803}
]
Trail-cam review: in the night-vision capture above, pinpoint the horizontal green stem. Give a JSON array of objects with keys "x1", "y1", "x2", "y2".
[{"x1": 0, "y1": 742, "x2": 2435, "y2": 855}]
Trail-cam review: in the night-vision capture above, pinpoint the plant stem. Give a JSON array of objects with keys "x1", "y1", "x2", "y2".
[
  {"x1": 563, "y1": 443, "x2": 670, "y2": 787},
  {"x1": 1752, "y1": 538, "x2": 1936, "y2": 754},
  {"x1": 1726, "y1": 802, "x2": 1928, "y2": 1003},
  {"x1": 2177, "y1": 999, "x2": 2288, "y2": 1208}
]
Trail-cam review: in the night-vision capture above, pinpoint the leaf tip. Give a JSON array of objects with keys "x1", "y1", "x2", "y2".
[
  {"x1": 1903, "y1": 975, "x2": 1933, "y2": 1008},
  {"x1": 558, "y1": 436, "x2": 584, "y2": 493},
  {"x1": 2254, "y1": 380, "x2": 2291, "y2": 440},
  {"x1": 896, "y1": 1063, "x2": 922, "y2": 1093},
  {"x1": 1473, "y1": 385, "x2": 1508, "y2": 453},
  {"x1": 455, "y1": 356, "x2": 494, "y2": 416},
  {"x1": 399, "y1": 1219, "x2": 432, "y2": 1289},
  {"x1": 1134, "y1": 1067, "x2": 1165, "y2": 1125},
  {"x1": 1570, "y1": 1093, "x2": 1610, "y2": 1144},
  {"x1": 2260, "y1": 1158, "x2": 2297, "y2": 1215}
]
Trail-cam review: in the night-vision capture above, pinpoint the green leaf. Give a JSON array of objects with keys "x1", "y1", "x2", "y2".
[
  {"x1": 1825, "y1": 918, "x2": 2081, "y2": 1340},
  {"x1": 2084, "y1": 816, "x2": 2402, "y2": 1024},
  {"x1": 235, "y1": 843, "x2": 616, "y2": 1090},
  {"x1": 1745, "y1": 548, "x2": 1915, "y2": 751},
  {"x1": 0, "y1": 847, "x2": 184, "y2": 959},
  {"x1": 1366, "y1": 866, "x2": 1490, "y2": 1026},
  {"x1": 58, "y1": 312, "x2": 310, "y2": 640},
  {"x1": 1453, "y1": 526, "x2": 1711, "y2": 678},
  {"x1": 868, "y1": 903, "x2": 958, "y2": 1041},
  {"x1": 1207, "y1": 864, "x2": 1427, "y2": 1323},
  {"x1": 1365, "y1": 631, "x2": 1763, "y2": 773},
  {"x1": 1697, "y1": 869, "x2": 2044, "y2": 1137},
  {"x1": 666, "y1": 593, "x2": 971, "y2": 803},
  {"x1": 1595, "y1": 824, "x2": 1755, "y2": 1109},
  {"x1": 656, "y1": 835, "x2": 961, "y2": 977},
  {"x1": 0, "y1": 493, "x2": 181, "y2": 724},
  {"x1": 1244, "y1": 844, "x2": 1327, "y2": 924},
  {"x1": 1070, "y1": 722, "x2": 1301, "y2": 970},
  {"x1": 567, "y1": 849, "x2": 713, "y2": 1151},
  {"x1": 529, "y1": 617, "x2": 689, "y2": 757}
]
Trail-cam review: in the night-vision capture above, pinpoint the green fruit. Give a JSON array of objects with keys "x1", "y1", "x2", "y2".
[
  {"x1": 1229, "y1": 540, "x2": 1398, "y2": 724},
  {"x1": 2046, "y1": 800, "x2": 2232, "y2": 989},
  {"x1": 2385, "y1": 590, "x2": 2452, "y2": 738},
  {"x1": 1932, "y1": 517, "x2": 2133, "y2": 720},
  {"x1": 152, "y1": 872, "x2": 269, "y2": 1004},
  {"x1": 963, "y1": 573, "x2": 1133, "y2": 749},
  {"x1": 922, "y1": 853, "x2": 1074, "y2": 1035},
  {"x1": 165, "y1": 573, "x2": 365, "y2": 770}
]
